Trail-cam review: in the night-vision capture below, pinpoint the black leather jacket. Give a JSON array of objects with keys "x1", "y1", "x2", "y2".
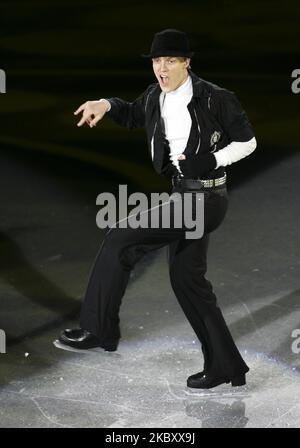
[{"x1": 106, "y1": 70, "x2": 255, "y2": 180}]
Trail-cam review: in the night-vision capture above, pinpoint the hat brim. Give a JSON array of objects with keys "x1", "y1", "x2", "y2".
[{"x1": 141, "y1": 51, "x2": 195, "y2": 58}]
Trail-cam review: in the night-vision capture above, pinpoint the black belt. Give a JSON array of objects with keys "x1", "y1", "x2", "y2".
[{"x1": 172, "y1": 174, "x2": 227, "y2": 190}]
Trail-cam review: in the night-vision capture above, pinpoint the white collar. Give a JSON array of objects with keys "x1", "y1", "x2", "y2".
[{"x1": 165, "y1": 75, "x2": 191, "y2": 97}]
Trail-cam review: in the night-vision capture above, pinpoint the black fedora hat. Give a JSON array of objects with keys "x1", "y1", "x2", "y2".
[{"x1": 142, "y1": 29, "x2": 194, "y2": 58}]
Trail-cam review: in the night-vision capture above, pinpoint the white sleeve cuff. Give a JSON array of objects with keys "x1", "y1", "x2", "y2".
[
  {"x1": 99, "y1": 98, "x2": 111, "y2": 111},
  {"x1": 214, "y1": 137, "x2": 257, "y2": 169}
]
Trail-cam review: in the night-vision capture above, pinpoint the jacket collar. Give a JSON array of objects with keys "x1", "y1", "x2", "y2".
[{"x1": 189, "y1": 70, "x2": 208, "y2": 98}]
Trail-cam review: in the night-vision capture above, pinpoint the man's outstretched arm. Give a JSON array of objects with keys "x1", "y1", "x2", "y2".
[
  {"x1": 74, "y1": 84, "x2": 156, "y2": 130},
  {"x1": 74, "y1": 99, "x2": 111, "y2": 128}
]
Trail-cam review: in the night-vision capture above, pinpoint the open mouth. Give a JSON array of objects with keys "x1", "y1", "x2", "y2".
[{"x1": 160, "y1": 75, "x2": 169, "y2": 86}]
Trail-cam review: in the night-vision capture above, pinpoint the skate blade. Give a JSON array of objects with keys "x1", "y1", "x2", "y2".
[{"x1": 53, "y1": 339, "x2": 105, "y2": 354}]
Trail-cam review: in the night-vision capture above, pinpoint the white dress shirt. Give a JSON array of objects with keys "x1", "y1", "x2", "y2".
[{"x1": 159, "y1": 75, "x2": 193, "y2": 172}]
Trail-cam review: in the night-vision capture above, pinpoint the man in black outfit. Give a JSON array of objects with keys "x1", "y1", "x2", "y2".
[{"x1": 58, "y1": 29, "x2": 257, "y2": 389}]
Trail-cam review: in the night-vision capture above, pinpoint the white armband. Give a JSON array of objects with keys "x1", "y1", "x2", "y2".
[
  {"x1": 99, "y1": 98, "x2": 111, "y2": 112},
  {"x1": 214, "y1": 137, "x2": 257, "y2": 169}
]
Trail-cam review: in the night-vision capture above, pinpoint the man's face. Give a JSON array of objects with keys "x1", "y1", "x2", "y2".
[{"x1": 152, "y1": 56, "x2": 190, "y2": 92}]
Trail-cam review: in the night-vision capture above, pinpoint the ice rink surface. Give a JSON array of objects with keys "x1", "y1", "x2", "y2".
[{"x1": 0, "y1": 148, "x2": 299, "y2": 428}]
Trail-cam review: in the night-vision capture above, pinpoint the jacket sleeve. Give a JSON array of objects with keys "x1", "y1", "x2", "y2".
[
  {"x1": 214, "y1": 90, "x2": 255, "y2": 142},
  {"x1": 161, "y1": 160, "x2": 179, "y2": 178},
  {"x1": 105, "y1": 84, "x2": 156, "y2": 130}
]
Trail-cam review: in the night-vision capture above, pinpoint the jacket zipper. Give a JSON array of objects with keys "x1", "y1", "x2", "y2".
[{"x1": 151, "y1": 121, "x2": 158, "y2": 160}]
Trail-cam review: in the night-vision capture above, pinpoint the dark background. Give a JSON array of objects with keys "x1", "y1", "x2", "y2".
[{"x1": 1, "y1": 0, "x2": 300, "y2": 193}]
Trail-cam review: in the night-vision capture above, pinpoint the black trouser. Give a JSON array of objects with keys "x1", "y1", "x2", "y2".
[{"x1": 80, "y1": 184, "x2": 249, "y2": 378}]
